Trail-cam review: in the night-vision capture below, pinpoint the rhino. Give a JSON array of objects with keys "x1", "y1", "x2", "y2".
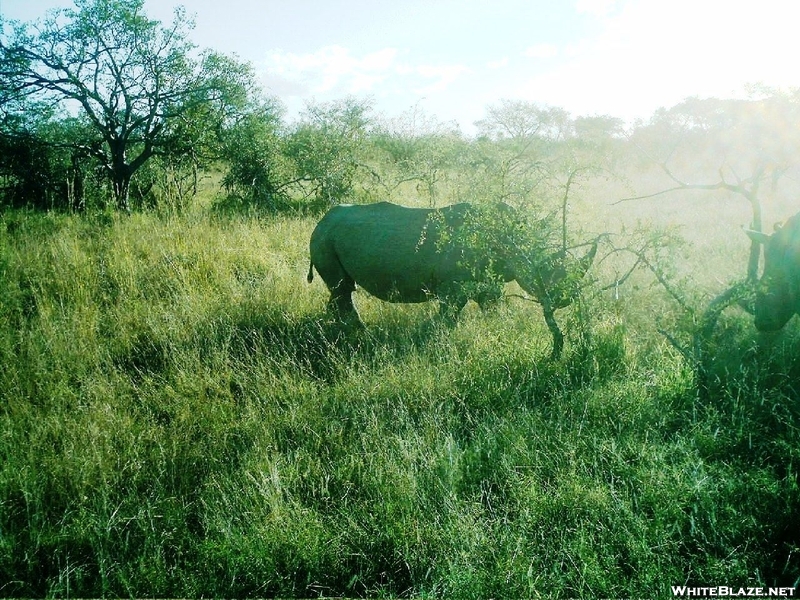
[
  {"x1": 307, "y1": 201, "x2": 599, "y2": 357},
  {"x1": 745, "y1": 211, "x2": 800, "y2": 331}
]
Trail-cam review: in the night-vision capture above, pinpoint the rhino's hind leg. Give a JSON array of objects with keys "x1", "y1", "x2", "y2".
[
  {"x1": 311, "y1": 248, "x2": 362, "y2": 326},
  {"x1": 327, "y1": 277, "x2": 363, "y2": 327}
]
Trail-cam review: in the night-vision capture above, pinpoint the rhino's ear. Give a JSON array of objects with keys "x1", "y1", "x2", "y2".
[{"x1": 744, "y1": 228, "x2": 771, "y2": 245}]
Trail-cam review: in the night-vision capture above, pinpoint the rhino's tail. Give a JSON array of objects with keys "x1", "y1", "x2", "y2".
[{"x1": 307, "y1": 261, "x2": 314, "y2": 283}]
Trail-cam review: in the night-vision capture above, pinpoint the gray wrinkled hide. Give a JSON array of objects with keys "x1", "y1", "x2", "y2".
[
  {"x1": 308, "y1": 202, "x2": 598, "y2": 357},
  {"x1": 309, "y1": 202, "x2": 504, "y2": 316},
  {"x1": 746, "y1": 211, "x2": 800, "y2": 331}
]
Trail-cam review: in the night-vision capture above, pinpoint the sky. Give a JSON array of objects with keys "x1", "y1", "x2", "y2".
[{"x1": 3, "y1": 0, "x2": 800, "y2": 134}]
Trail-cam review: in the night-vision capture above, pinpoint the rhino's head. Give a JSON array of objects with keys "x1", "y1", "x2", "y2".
[
  {"x1": 514, "y1": 237, "x2": 600, "y2": 310},
  {"x1": 754, "y1": 271, "x2": 795, "y2": 331},
  {"x1": 745, "y1": 214, "x2": 800, "y2": 331}
]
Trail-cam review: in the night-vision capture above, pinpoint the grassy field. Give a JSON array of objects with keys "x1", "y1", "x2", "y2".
[{"x1": 0, "y1": 175, "x2": 799, "y2": 597}]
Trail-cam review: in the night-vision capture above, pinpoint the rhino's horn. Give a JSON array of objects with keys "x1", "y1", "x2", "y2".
[{"x1": 743, "y1": 228, "x2": 771, "y2": 245}]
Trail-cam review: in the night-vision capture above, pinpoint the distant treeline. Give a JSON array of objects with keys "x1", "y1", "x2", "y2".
[{"x1": 2, "y1": 1, "x2": 799, "y2": 214}]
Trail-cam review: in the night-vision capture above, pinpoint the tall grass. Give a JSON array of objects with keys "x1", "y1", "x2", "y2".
[{"x1": 0, "y1": 205, "x2": 798, "y2": 597}]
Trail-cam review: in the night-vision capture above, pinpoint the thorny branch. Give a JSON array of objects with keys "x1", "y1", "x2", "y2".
[
  {"x1": 617, "y1": 136, "x2": 769, "y2": 282},
  {"x1": 597, "y1": 232, "x2": 756, "y2": 392}
]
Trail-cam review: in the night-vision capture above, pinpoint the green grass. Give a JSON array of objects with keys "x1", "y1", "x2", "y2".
[{"x1": 0, "y1": 202, "x2": 798, "y2": 598}]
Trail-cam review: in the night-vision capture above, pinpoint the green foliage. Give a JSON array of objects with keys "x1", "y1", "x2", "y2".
[
  {"x1": 634, "y1": 93, "x2": 800, "y2": 171},
  {"x1": 372, "y1": 107, "x2": 466, "y2": 206},
  {"x1": 0, "y1": 128, "x2": 61, "y2": 209},
  {"x1": 1, "y1": 207, "x2": 797, "y2": 597},
  {"x1": 0, "y1": 102, "x2": 99, "y2": 210},
  {"x1": 0, "y1": 0, "x2": 257, "y2": 210},
  {"x1": 284, "y1": 97, "x2": 375, "y2": 207},
  {"x1": 4, "y1": 47, "x2": 800, "y2": 596},
  {"x1": 218, "y1": 99, "x2": 294, "y2": 212}
]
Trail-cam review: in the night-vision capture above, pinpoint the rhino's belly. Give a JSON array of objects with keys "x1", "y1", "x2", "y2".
[
  {"x1": 347, "y1": 266, "x2": 445, "y2": 303},
  {"x1": 356, "y1": 278, "x2": 436, "y2": 303},
  {"x1": 342, "y1": 253, "x2": 463, "y2": 303}
]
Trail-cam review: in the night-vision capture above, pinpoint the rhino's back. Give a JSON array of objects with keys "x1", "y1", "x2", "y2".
[{"x1": 313, "y1": 202, "x2": 469, "y2": 302}]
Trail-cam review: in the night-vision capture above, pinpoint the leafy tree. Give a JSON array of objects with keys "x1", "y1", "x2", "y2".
[
  {"x1": 0, "y1": 0, "x2": 253, "y2": 210},
  {"x1": 469, "y1": 100, "x2": 596, "y2": 220},
  {"x1": 372, "y1": 106, "x2": 464, "y2": 205},
  {"x1": 0, "y1": 128, "x2": 55, "y2": 208},
  {"x1": 572, "y1": 114, "x2": 626, "y2": 170},
  {"x1": 285, "y1": 97, "x2": 373, "y2": 207},
  {"x1": 475, "y1": 100, "x2": 572, "y2": 143},
  {"x1": 0, "y1": 96, "x2": 84, "y2": 209},
  {"x1": 219, "y1": 97, "x2": 294, "y2": 211}
]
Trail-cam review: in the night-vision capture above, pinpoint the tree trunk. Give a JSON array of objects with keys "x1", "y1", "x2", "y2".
[
  {"x1": 113, "y1": 171, "x2": 131, "y2": 212},
  {"x1": 745, "y1": 170, "x2": 764, "y2": 282},
  {"x1": 108, "y1": 138, "x2": 134, "y2": 212},
  {"x1": 68, "y1": 153, "x2": 85, "y2": 211}
]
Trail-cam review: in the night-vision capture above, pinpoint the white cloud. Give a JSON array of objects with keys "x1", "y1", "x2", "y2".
[
  {"x1": 360, "y1": 48, "x2": 398, "y2": 71},
  {"x1": 263, "y1": 45, "x2": 469, "y2": 100},
  {"x1": 413, "y1": 64, "x2": 470, "y2": 94},
  {"x1": 487, "y1": 57, "x2": 509, "y2": 70},
  {"x1": 575, "y1": 0, "x2": 618, "y2": 16},
  {"x1": 255, "y1": 0, "x2": 800, "y2": 130},
  {"x1": 264, "y1": 46, "x2": 399, "y2": 94},
  {"x1": 523, "y1": 44, "x2": 558, "y2": 59},
  {"x1": 514, "y1": 0, "x2": 800, "y2": 121}
]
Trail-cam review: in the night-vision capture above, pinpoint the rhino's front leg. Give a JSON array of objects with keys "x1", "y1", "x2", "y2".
[
  {"x1": 475, "y1": 282, "x2": 504, "y2": 311},
  {"x1": 542, "y1": 304, "x2": 564, "y2": 360},
  {"x1": 437, "y1": 283, "x2": 468, "y2": 324}
]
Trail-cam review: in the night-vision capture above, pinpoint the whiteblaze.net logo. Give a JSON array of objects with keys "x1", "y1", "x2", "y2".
[{"x1": 672, "y1": 586, "x2": 796, "y2": 597}]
